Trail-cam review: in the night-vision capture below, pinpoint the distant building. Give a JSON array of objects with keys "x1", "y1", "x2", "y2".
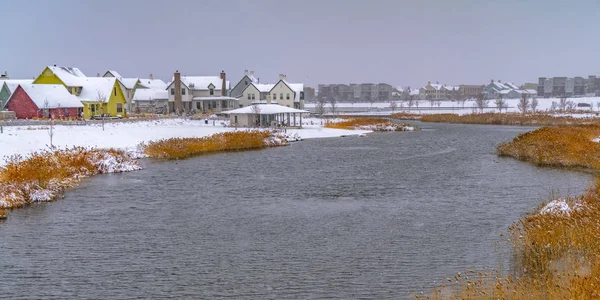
[
  {"x1": 483, "y1": 80, "x2": 521, "y2": 99},
  {"x1": 458, "y1": 84, "x2": 484, "y2": 100},
  {"x1": 537, "y1": 76, "x2": 588, "y2": 97},
  {"x1": 303, "y1": 87, "x2": 315, "y2": 102},
  {"x1": 317, "y1": 83, "x2": 394, "y2": 102},
  {"x1": 419, "y1": 81, "x2": 459, "y2": 100},
  {"x1": 0, "y1": 71, "x2": 8, "y2": 80}
]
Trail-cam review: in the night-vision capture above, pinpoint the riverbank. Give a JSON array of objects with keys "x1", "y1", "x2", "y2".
[
  {"x1": 426, "y1": 125, "x2": 600, "y2": 298},
  {"x1": 0, "y1": 118, "x2": 371, "y2": 165}
]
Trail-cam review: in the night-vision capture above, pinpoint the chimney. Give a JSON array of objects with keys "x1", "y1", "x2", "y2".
[
  {"x1": 250, "y1": 71, "x2": 255, "y2": 77},
  {"x1": 220, "y1": 70, "x2": 226, "y2": 96},
  {"x1": 498, "y1": 80, "x2": 502, "y2": 83},
  {"x1": 257, "y1": 77, "x2": 260, "y2": 84},
  {"x1": 149, "y1": 73, "x2": 154, "y2": 80},
  {"x1": 491, "y1": 79, "x2": 494, "y2": 83},
  {"x1": 244, "y1": 69, "x2": 249, "y2": 76},
  {"x1": 436, "y1": 81, "x2": 439, "y2": 84},
  {"x1": 174, "y1": 70, "x2": 182, "y2": 115},
  {"x1": 427, "y1": 81, "x2": 431, "y2": 85},
  {"x1": 96, "y1": 73, "x2": 100, "y2": 77},
  {"x1": 53, "y1": 64, "x2": 56, "y2": 67},
  {"x1": 279, "y1": 74, "x2": 287, "y2": 81}
]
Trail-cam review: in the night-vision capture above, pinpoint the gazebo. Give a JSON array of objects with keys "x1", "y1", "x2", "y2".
[{"x1": 222, "y1": 104, "x2": 309, "y2": 128}]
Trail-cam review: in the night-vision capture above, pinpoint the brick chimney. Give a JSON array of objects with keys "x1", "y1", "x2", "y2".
[
  {"x1": 174, "y1": 70, "x2": 182, "y2": 115},
  {"x1": 220, "y1": 70, "x2": 226, "y2": 96},
  {"x1": 149, "y1": 73, "x2": 154, "y2": 80}
]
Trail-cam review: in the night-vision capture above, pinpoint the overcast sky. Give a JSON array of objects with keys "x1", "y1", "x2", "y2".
[{"x1": 3, "y1": 0, "x2": 600, "y2": 88}]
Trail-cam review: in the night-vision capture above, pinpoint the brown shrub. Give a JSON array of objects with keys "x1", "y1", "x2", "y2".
[
  {"x1": 142, "y1": 130, "x2": 285, "y2": 160},
  {"x1": 420, "y1": 113, "x2": 600, "y2": 126}
]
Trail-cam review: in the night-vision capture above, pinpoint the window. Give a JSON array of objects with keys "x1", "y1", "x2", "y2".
[
  {"x1": 171, "y1": 88, "x2": 175, "y2": 95},
  {"x1": 114, "y1": 87, "x2": 117, "y2": 96},
  {"x1": 251, "y1": 94, "x2": 255, "y2": 100},
  {"x1": 247, "y1": 94, "x2": 251, "y2": 100},
  {"x1": 300, "y1": 92, "x2": 304, "y2": 100},
  {"x1": 245, "y1": 81, "x2": 248, "y2": 85},
  {"x1": 280, "y1": 93, "x2": 283, "y2": 100},
  {"x1": 117, "y1": 103, "x2": 123, "y2": 113},
  {"x1": 286, "y1": 93, "x2": 290, "y2": 100},
  {"x1": 210, "y1": 88, "x2": 214, "y2": 95},
  {"x1": 196, "y1": 102, "x2": 201, "y2": 109},
  {"x1": 182, "y1": 88, "x2": 186, "y2": 95}
]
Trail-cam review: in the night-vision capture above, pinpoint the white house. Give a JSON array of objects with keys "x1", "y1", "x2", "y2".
[
  {"x1": 166, "y1": 70, "x2": 238, "y2": 114},
  {"x1": 269, "y1": 74, "x2": 305, "y2": 109}
]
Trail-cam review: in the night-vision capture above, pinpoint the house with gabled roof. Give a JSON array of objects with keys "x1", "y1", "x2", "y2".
[
  {"x1": 268, "y1": 74, "x2": 305, "y2": 109},
  {"x1": 1, "y1": 79, "x2": 34, "y2": 109},
  {"x1": 238, "y1": 83, "x2": 275, "y2": 107},
  {"x1": 5, "y1": 83, "x2": 83, "y2": 119},
  {"x1": 102, "y1": 70, "x2": 142, "y2": 112},
  {"x1": 166, "y1": 70, "x2": 238, "y2": 114},
  {"x1": 230, "y1": 70, "x2": 259, "y2": 98},
  {"x1": 34, "y1": 65, "x2": 127, "y2": 119}
]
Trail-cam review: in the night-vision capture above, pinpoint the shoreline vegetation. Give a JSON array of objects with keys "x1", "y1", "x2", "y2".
[
  {"x1": 0, "y1": 131, "x2": 289, "y2": 219},
  {"x1": 391, "y1": 112, "x2": 600, "y2": 126},
  {"x1": 141, "y1": 130, "x2": 288, "y2": 160},
  {"x1": 423, "y1": 125, "x2": 600, "y2": 299},
  {"x1": 325, "y1": 117, "x2": 418, "y2": 131}
]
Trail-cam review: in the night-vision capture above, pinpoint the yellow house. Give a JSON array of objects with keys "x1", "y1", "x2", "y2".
[{"x1": 34, "y1": 65, "x2": 127, "y2": 119}]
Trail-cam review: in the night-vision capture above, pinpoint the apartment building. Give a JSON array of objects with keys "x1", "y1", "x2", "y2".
[
  {"x1": 537, "y1": 76, "x2": 588, "y2": 97},
  {"x1": 317, "y1": 83, "x2": 394, "y2": 102}
]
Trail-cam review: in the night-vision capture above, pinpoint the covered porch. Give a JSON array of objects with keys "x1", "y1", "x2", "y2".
[{"x1": 223, "y1": 104, "x2": 309, "y2": 128}]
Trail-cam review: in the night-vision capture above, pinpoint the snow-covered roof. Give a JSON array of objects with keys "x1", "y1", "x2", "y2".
[
  {"x1": 77, "y1": 77, "x2": 118, "y2": 102},
  {"x1": 286, "y1": 82, "x2": 304, "y2": 102},
  {"x1": 3, "y1": 79, "x2": 34, "y2": 93},
  {"x1": 47, "y1": 65, "x2": 87, "y2": 86},
  {"x1": 428, "y1": 84, "x2": 443, "y2": 90},
  {"x1": 132, "y1": 88, "x2": 168, "y2": 101},
  {"x1": 16, "y1": 84, "x2": 83, "y2": 108},
  {"x1": 255, "y1": 83, "x2": 275, "y2": 92},
  {"x1": 410, "y1": 89, "x2": 420, "y2": 95},
  {"x1": 443, "y1": 85, "x2": 459, "y2": 91},
  {"x1": 103, "y1": 70, "x2": 139, "y2": 89},
  {"x1": 504, "y1": 82, "x2": 519, "y2": 89},
  {"x1": 192, "y1": 96, "x2": 239, "y2": 101},
  {"x1": 168, "y1": 76, "x2": 230, "y2": 91},
  {"x1": 223, "y1": 104, "x2": 308, "y2": 115},
  {"x1": 395, "y1": 86, "x2": 405, "y2": 92},
  {"x1": 138, "y1": 78, "x2": 167, "y2": 90},
  {"x1": 524, "y1": 89, "x2": 537, "y2": 94}
]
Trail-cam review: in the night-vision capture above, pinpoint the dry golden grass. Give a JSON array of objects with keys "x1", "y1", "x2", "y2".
[
  {"x1": 497, "y1": 125, "x2": 600, "y2": 170},
  {"x1": 142, "y1": 130, "x2": 285, "y2": 160},
  {"x1": 420, "y1": 113, "x2": 600, "y2": 126},
  {"x1": 0, "y1": 209, "x2": 6, "y2": 219},
  {"x1": 0, "y1": 147, "x2": 139, "y2": 210},
  {"x1": 324, "y1": 117, "x2": 415, "y2": 131},
  {"x1": 390, "y1": 112, "x2": 423, "y2": 120}
]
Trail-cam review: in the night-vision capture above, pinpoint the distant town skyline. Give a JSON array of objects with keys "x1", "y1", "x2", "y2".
[{"x1": 3, "y1": 0, "x2": 600, "y2": 88}]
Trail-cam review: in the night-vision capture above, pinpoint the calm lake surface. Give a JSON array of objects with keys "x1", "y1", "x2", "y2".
[{"x1": 0, "y1": 122, "x2": 592, "y2": 299}]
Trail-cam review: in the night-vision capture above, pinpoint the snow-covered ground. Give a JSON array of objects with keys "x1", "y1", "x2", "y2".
[
  {"x1": 0, "y1": 118, "x2": 371, "y2": 164},
  {"x1": 306, "y1": 97, "x2": 600, "y2": 117}
]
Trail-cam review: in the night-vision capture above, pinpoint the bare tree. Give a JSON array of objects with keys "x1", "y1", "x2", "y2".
[
  {"x1": 407, "y1": 98, "x2": 414, "y2": 110},
  {"x1": 44, "y1": 98, "x2": 55, "y2": 149},
  {"x1": 389, "y1": 101, "x2": 398, "y2": 114},
  {"x1": 250, "y1": 104, "x2": 262, "y2": 127},
  {"x1": 429, "y1": 98, "x2": 436, "y2": 108},
  {"x1": 550, "y1": 101, "x2": 557, "y2": 113},
  {"x1": 517, "y1": 93, "x2": 530, "y2": 115},
  {"x1": 559, "y1": 97, "x2": 568, "y2": 111},
  {"x1": 566, "y1": 100, "x2": 576, "y2": 112},
  {"x1": 315, "y1": 98, "x2": 326, "y2": 117},
  {"x1": 495, "y1": 94, "x2": 506, "y2": 113},
  {"x1": 437, "y1": 100, "x2": 442, "y2": 108},
  {"x1": 329, "y1": 97, "x2": 338, "y2": 116},
  {"x1": 415, "y1": 100, "x2": 420, "y2": 112},
  {"x1": 97, "y1": 91, "x2": 107, "y2": 131},
  {"x1": 530, "y1": 97, "x2": 539, "y2": 113},
  {"x1": 399, "y1": 101, "x2": 404, "y2": 111},
  {"x1": 459, "y1": 98, "x2": 467, "y2": 109},
  {"x1": 474, "y1": 93, "x2": 488, "y2": 113}
]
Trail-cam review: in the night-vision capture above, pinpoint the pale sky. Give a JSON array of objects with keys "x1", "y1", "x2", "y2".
[{"x1": 3, "y1": 0, "x2": 600, "y2": 88}]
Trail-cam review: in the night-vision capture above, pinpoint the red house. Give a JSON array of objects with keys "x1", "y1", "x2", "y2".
[{"x1": 5, "y1": 84, "x2": 83, "y2": 119}]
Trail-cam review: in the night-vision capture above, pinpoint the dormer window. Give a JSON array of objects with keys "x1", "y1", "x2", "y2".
[{"x1": 210, "y1": 88, "x2": 214, "y2": 96}]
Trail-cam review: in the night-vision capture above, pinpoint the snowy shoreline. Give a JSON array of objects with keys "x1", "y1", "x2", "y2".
[{"x1": 0, "y1": 118, "x2": 372, "y2": 166}]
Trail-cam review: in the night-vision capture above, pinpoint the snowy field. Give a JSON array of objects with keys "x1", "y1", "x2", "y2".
[
  {"x1": 306, "y1": 97, "x2": 600, "y2": 117},
  {"x1": 0, "y1": 118, "x2": 370, "y2": 165}
]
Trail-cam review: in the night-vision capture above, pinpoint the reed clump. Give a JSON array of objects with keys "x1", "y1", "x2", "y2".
[
  {"x1": 420, "y1": 113, "x2": 600, "y2": 126},
  {"x1": 390, "y1": 112, "x2": 423, "y2": 120},
  {"x1": 497, "y1": 125, "x2": 600, "y2": 170},
  {"x1": 325, "y1": 117, "x2": 416, "y2": 131},
  {"x1": 0, "y1": 147, "x2": 140, "y2": 211},
  {"x1": 142, "y1": 130, "x2": 286, "y2": 160}
]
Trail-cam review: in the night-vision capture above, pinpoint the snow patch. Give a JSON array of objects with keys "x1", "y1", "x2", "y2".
[{"x1": 540, "y1": 199, "x2": 585, "y2": 216}]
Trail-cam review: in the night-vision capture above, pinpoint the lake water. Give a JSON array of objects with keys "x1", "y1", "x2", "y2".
[{"x1": 0, "y1": 122, "x2": 591, "y2": 299}]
